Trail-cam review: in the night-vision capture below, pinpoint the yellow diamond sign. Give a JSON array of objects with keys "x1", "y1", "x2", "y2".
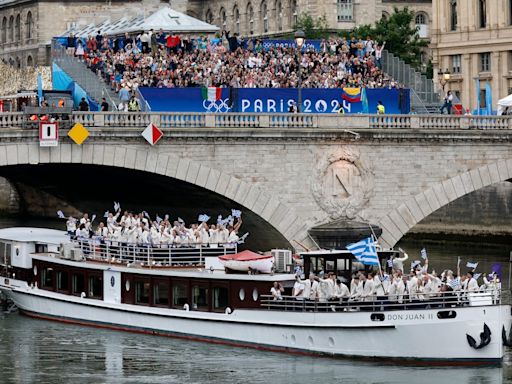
[{"x1": 68, "y1": 122, "x2": 90, "y2": 145}]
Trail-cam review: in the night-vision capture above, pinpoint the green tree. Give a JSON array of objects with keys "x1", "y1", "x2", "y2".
[
  {"x1": 294, "y1": 13, "x2": 329, "y2": 39},
  {"x1": 352, "y1": 7, "x2": 428, "y2": 73}
]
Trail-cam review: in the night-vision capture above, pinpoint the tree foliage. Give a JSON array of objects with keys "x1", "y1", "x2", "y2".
[
  {"x1": 295, "y1": 13, "x2": 329, "y2": 39},
  {"x1": 351, "y1": 7, "x2": 428, "y2": 71}
]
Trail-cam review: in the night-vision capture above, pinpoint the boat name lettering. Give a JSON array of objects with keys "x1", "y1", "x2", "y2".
[{"x1": 387, "y1": 313, "x2": 434, "y2": 321}]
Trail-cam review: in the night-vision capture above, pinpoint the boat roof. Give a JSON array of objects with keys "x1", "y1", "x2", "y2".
[
  {"x1": 0, "y1": 227, "x2": 69, "y2": 245},
  {"x1": 32, "y1": 254, "x2": 296, "y2": 282}
]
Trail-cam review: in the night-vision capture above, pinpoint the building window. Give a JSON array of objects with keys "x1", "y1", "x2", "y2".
[
  {"x1": 8, "y1": 16, "x2": 13, "y2": 42},
  {"x1": 56, "y1": 271, "x2": 68, "y2": 291},
  {"x1": 450, "y1": 0, "x2": 457, "y2": 31},
  {"x1": 27, "y1": 55, "x2": 33, "y2": 66},
  {"x1": 234, "y1": 6, "x2": 240, "y2": 35},
  {"x1": 88, "y1": 274, "x2": 103, "y2": 299},
  {"x1": 290, "y1": 0, "x2": 297, "y2": 28},
  {"x1": 478, "y1": 0, "x2": 487, "y2": 28},
  {"x1": 247, "y1": 3, "x2": 254, "y2": 35},
  {"x1": 26, "y1": 11, "x2": 33, "y2": 39},
  {"x1": 14, "y1": 14, "x2": 20, "y2": 41},
  {"x1": 192, "y1": 285, "x2": 209, "y2": 311},
  {"x1": 277, "y1": 1, "x2": 282, "y2": 31},
  {"x1": 205, "y1": 9, "x2": 213, "y2": 25},
  {"x1": 337, "y1": 0, "x2": 353, "y2": 22},
  {"x1": 480, "y1": 52, "x2": 491, "y2": 72},
  {"x1": 153, "y1": 280, "x2": 169, "y2": 307},
  {"x1": 220, "y1": 8, "x2": 227, "y2": 31},
  {"x1": 72, "y1": 273, "x2": 85, "y2": 295},
  {"x1": 415, "y1": 12, "x2": 428, "y2": 38},
  {"x1": 451, "y1": 54, "x2": 461, "y2": 73},
  {"x1": 212, "y1": 286, "x2": 229, "y2": 311},
  {"x1": 415, "y1": 13, "x2": 426, "y2": 25},
  {"x1": 172, "y1": 282, "x2": 188, "y2": 308},
  {"x1": 1, "y1": 17, "x2": 6, "y2": 44},
  {"x1": 260, "y1": 1, "x2": 268, "y2": 33}
]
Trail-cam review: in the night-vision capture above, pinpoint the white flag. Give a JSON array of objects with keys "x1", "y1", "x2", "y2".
[
  {"x1": 466, "y1": 262, "x2": 479, "y2": 270},
  {"x1": 57, "y1": 210, "x2": 65, "y2": 219},
  {"x1": 231, "y1": 209, "x2": 242, "y2": 218}
]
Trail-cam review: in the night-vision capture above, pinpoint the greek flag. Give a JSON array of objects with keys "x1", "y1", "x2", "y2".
[
  {"x1": 448, "y1": 277, "x2": 460, "y2": 290},
  {"x1": 231, "y1": 209, "x2": 242, "y2": 218},
  {"x1": 155, "y1": 215, "x2": 162, "y2": 224},
  {"x1": 466, "y1": 261, "x2": 478, "y2": 269},
  {"x1": 346, "y1": 237, "x2": 380, "y2": 266},
  {"x1": 473, "y1": 273, "x2": 482, "y2": 280},
  {"x1": 420, "y1": 248, "x2": 427, "y2": 259},
  {"x1": 198, "y1": 214, "x2": 210, "y2": 223},
  {"x1": 57, "y1": 210, "x2": 65, "y2": 219},
  {"x1": 113, "y1": 202, "x2": 120, "y2": 212},
  {"x1": 103, "y1": 211, "x2": 109, "y2": 218}
]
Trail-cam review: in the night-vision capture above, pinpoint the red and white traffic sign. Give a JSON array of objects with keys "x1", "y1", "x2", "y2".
[
  {"x1": 39, "y1": 122, "x2": 59, "y2": 147},
  {"x1": 141, "y1": 122, "x2": 163, "y2": 145}
]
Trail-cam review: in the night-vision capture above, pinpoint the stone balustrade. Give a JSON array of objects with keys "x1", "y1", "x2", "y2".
[{"x1": 0, "y1": 112, "x2": 511, "y2": 131}]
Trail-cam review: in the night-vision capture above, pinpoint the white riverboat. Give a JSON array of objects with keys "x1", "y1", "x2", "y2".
[{"x1": 0, "y1": 227, "x2": 511, "y2": 365}]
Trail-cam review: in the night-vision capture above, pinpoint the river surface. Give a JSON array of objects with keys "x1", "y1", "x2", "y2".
[{"x1": 0, "y1": 219, "x2": 511, "y2": 383}]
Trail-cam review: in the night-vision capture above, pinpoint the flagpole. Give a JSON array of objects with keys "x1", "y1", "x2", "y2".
[{"x1": 367, "y1": 223, "x2": 384, "y2": 278}]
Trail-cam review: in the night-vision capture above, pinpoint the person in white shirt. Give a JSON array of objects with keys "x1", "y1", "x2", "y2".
[
  {"x1": 392, "y1": 251, "x2": 408, "y2": 274},
  {"x1": 361, "y1": 273, "x2": 375, "y2": 302},
  {"x1": 296, "y1": 274, "x2": 319, "y2": 301},
  {"x1": 466, "y1": 271, "x2": 479, "y2": 292},
  {"x1": 270, "y1": 282, "x2": 284, "y2": 300},
  {"x1": 334, "y1": 279, "x2": 350, "y2": 301},
  {"x1": 350, "y1": 275, "x2": 363, "y2": 300},
  {"x1": 315, "y1": 273, "x2": 335, "y2": 302},
  {"x1": 292, "y1": 280, "x2": 305, "y2": 300},
  {"x1": 66, "y1": 216, "x2": 77, "y2": 235}
]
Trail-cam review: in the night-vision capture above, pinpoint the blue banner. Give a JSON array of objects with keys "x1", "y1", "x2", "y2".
[
  {"x1": 138, "y1": 87, "x2": 410, "y2": 114},
  {"x1": 52, "y1": 63, "x2": 99, "y2": 111}
]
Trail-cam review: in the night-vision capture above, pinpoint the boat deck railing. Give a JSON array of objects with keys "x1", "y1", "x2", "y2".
[
  {"x1": 260, "y1": 290, "x2": 509, "y2": 313},
  {"x1": 68, "y1": 238, "x2": 237, "y2": 267}
]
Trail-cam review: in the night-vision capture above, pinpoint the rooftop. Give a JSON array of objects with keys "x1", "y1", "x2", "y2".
[{"x1": 0, "y1": 227, "x2": 69, "y2": 245}]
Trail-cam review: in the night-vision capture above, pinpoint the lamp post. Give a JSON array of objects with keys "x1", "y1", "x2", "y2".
[
  {"x1": 438, "y1": 68, "x2": 451, "y2": 93},
  {"x1": 294, "y1": 30, "x2": 305, "y2": 113}
]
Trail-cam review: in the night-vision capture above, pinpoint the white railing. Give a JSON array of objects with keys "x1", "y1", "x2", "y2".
[
  {"x1": 260, "y1": 289, "x2": 507, "y2": 312},
  {"x1": 72, "y1": 238, "x2": 237, "y2": 267},
  {"x1": 1, "y1": 112, "x2": 512, "y2": 131}
]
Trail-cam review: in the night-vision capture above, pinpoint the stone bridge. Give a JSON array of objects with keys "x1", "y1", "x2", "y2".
[{"x1": 0, "y1": 112, "x2": 510, "y2": 251}]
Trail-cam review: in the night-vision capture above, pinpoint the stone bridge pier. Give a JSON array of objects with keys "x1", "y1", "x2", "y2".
[{"x1": 0, "y1": 112, "x2": 510, "y2": 251}]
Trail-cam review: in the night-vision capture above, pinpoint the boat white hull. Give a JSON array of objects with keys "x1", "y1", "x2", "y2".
[{"x1": 2, "y1": 280, "x2": 511, "y2": 363}]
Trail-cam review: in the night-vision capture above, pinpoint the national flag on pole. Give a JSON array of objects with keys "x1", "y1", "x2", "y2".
[
  {"x1": 420, "y1": 248, "x2": 427, "y2": 259},
  {"x1": 341, "y1": 87, "x2": 362, "y2": 103},
  {"x1": 141, "y1": 122, "x2": 163, "y2": 145},
  {"x1": 201, "y1": 87, "x2": 222, "y2": 102},
  {"x1": 466, "y1": 261, "x2": 478, "y2": 269},
  {"x1": 346, "y1": 237, "x2": 380, "y2": 266}
]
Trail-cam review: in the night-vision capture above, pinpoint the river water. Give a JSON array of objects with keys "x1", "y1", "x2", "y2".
[{"x1": 0, "y1": 219, "x2": 511, "y2": 383}]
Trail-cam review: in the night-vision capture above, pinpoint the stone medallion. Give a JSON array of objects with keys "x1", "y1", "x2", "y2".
[{"x1": 311, "y1": 147, "x2": 374, "y2": 220}]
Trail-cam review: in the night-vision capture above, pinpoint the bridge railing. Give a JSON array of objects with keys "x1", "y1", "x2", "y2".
[{"x1": 1, "y1": 112, "x2": 512, "y2": 130}]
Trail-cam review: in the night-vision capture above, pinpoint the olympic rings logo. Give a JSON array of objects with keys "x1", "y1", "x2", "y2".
[{"x1": 202, "y1": 98, "x2": 232, "y2": 112}]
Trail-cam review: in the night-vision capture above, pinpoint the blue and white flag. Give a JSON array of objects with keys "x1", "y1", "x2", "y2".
[
  {"x1": 473, "y1": 273, "x2": 482, "y2": 281},
  {"x1": 466, "y1": 261, "x2": 478, "y2": 270},
  {"x1": 420, "y1": 248, "x2": 427, "y2": 259},
  {"x1": 91, "y1": 214, "x2": 96, "y2": 223},
  {"x1": 198, "y1": 214, "x2": 210, "y2": 223},
  {"x1": 57, "y1": 210, "x2": 65, "y2": 219},
  {"x1": 143, "y1": 211, "x2": 150, "y2": 219},
  {"x1": 217, "y1": 215, "x2": 223, "y2": 224},
  {"x1": 113, "y1": 201, "x2": 121, "y2": 212},
  {"x1": 448, "y1": 277, "x2": 460, "y2": 289},
  {"x1": 103, "y1": 211, "x2": 109, "y2": 218},
  {"x1": 381, "y1": 274, "x2": 390, "y2": 282},
  {"x1": 346, "y1": 237, "x2": 380, "y2": 266},
  {"x1": 155, "y1": 214, "x2": 162, "y2": 224},
  {"x1": 411, "y1": 260, "x2": 421, "y2": 270},
  {"x1": 231, "y1": 209, "x2": 242, "y2": 218}
]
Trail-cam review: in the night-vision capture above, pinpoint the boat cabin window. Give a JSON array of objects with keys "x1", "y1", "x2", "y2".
[
  {"x1": 212, "y1": 286, "x2": 229, "y2": 311},
  {"x1": 72, "y1": 273, "x2": 85, "y2": 295},
  {"x1": 35, "y1": 244, "x2": 48, "y2": 253},
  {"x1": 135, "y1": 280, "x2": 150, "y2": 305},
  {"x1": 172, "y1": 282, "x2": 188, "y2": 308},
  {"x1": 153, "y1": 280, "x2": 169, "y2": 307},
  {"x1": 41, "y1": 267, "x2": 54, "y2": 289},
  {"x1": 192, "y1": 285, "x2": 209, "y2": 311},
  {"x1": 0, "y1": 242, "x2": 11, "y2": 266},
  {"x1": 88, "y1": 274, "x2": 103, "y2": 299},
  {"x1": 57, "y1": 271, "x2": 69, "y2": 292}
]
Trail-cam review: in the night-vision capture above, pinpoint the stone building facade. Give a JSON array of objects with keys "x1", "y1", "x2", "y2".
[
  {"x1": 430, "y1": 0, "x2": 512, "y2": 109},
  {"x1": 192, "y1": 0, "x2": 432, "y2": 38},
  {"x1": 0, "y1": 0, "x2": 170, "y2": 67}
]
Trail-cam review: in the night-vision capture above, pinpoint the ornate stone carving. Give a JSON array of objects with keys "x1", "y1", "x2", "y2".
[{"x1": 311, "y1": 147, "x2": 374, "y2": 220}]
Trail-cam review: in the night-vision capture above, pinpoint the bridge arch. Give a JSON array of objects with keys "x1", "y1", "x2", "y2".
[
  {"x1": 0, "y1": 143, "x2": 311, "y2": 250},
  {"x1": 378, "y1": 159, "x2": 512, "y2": 248}
]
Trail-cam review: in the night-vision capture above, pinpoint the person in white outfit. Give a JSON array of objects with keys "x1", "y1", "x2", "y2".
[
  {"x1": 392, "y1": 251, "x2": 409, "y2": 273},
  {"x1": 296, "y1": 274, "x2": 319, "y2": 300}
]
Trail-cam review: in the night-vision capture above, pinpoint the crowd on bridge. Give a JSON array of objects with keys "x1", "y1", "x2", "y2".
[
  {"x1": 64, "y1": 205, "x2": 246, "y2": 248},
  {"x1": 65, "y1": 30, "x2": 400, "y2": 96},
  {"x1": 271, "y1": 252, "x2": 502, "y2": 305}
]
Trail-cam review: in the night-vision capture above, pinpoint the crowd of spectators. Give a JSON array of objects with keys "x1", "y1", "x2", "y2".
[{"x1": 66, "y1": 30, "x2": 401, "y2": 96}]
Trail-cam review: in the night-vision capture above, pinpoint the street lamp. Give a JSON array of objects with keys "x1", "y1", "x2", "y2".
[
  {"x1": 438, "y1": 68, "x2": 451, "y2": 92},
  {"x1": 294, "y1": 30, "x2": 306, "y2": 113}
]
